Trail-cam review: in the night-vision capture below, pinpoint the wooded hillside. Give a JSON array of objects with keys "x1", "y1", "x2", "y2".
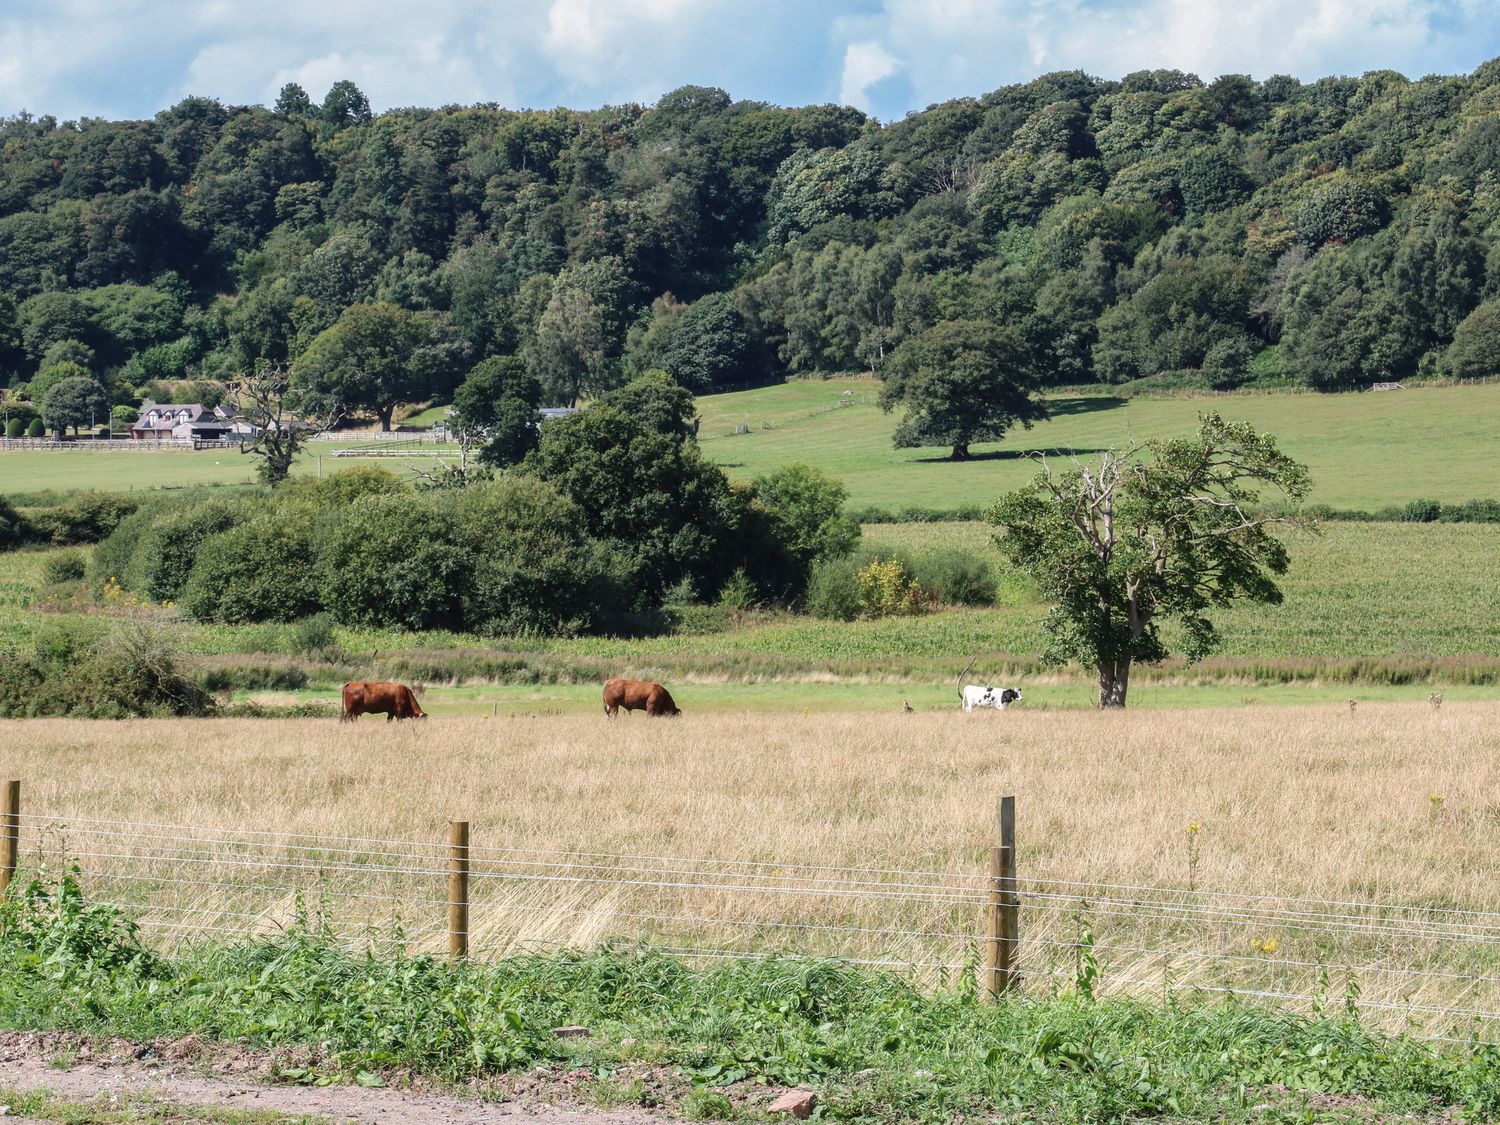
[{"x1": 2, "y1": 64, "x2": 1498, "y2": 421}]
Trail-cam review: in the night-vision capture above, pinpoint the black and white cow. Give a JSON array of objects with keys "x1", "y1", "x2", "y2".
[
  {"x1": 956, "y1": 657, "x2": 1023, "y2": 712},
  {"x1": 960, "y1": 684, "x2": 1024, "y2": 712}
]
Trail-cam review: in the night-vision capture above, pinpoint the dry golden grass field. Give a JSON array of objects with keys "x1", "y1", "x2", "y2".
[{"x1": 3, "y1": 703, "x2": 1498, "y2": 1038}]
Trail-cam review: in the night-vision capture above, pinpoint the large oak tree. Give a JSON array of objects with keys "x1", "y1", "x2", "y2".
[{"x1": 879, "y1": 319, "x2": 1048, "y2": 460}]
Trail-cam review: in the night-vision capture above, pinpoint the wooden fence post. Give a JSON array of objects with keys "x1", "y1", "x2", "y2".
[
  {"x1": 448, "y1": 820, "x2": 470, "y2": 958},
  {"x1": 983, "y1": 844, "x2": 1006, "y2": 999},
  {"x1": 1, "y1": 780, "x2": 19, "y2": 897},
  {"x1": 983, "y1": 795, "x2": 1020, "y2": 997}
]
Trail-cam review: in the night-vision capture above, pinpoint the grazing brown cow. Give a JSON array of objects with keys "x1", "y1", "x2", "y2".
[
  {"x1": 341, "y1": 681, "x2": 427, "y2": 723},
  {"x1": 602, "y1": 677, "x2": 681, "y2": 718}
]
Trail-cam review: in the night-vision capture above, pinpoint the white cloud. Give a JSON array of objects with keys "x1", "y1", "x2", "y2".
[
  {"x1": 839, "y1": 39, "x2": 904, "y2": 110},
  {"x1": 863, "y1": 0, "x2": 1493, "y2": 111},
  {"x1": 0, "y1": 0, "x2": 1496, "y2": 122}
]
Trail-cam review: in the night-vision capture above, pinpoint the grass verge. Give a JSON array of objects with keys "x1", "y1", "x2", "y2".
[{"x1": 2, "y1": 877, "x2": 1497, "y2": 1124}]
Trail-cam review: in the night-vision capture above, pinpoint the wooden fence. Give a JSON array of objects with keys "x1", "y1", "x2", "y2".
[{"x1": 4, "y1": 779, "x2": 1498, "y2": 1042}]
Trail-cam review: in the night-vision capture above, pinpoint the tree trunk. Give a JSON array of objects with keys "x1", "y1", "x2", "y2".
[
  {"x1": 378, "y1": 403, "x2": 395, "y2": 432},
  {"x1": 951, "y1": 442, "x2": 971, "y2": 461},
  {"x1": 1097, "y1": 659, "x2": 1131, "y2": 709}
]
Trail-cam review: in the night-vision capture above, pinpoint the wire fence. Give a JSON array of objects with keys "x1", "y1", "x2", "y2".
[{"x1": 5, "y1": 808, "x2": 1499, "y2": 1046}]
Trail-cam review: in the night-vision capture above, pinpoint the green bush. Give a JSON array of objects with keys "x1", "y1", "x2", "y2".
[
  {"x1": 321, "y1": 492, "x2": 470, "y2": 631},
  {"x1": 905, "y1": 547, "x2": 996, "y2": 606},
  {"x1": 180, "y1": 518, "x2": 322, "y2": 624},
  {"x1": 1439, "y1": 499, "x2": 1500, "y2": 523},
  {"x1": 805, "y1": 556, "x2": 861, "y2": 621},
  {"x1": 454, "y1": 477, "x2": 610, "y2": 636},
  {"x1": 0, "y1": 617, "x2": 213, "y2": 719},
  {"x1": 717, "y1": 567, "x2": 757, "y2": 611},
  {"x1": 1401, "y1": 498, "x2": 1442, "y2": 523},
  {"x1": 41, "y1": 550, "x2": 86, "y2": 584},
  {"x1": 291, "y1": 612, "x2": 338, "y2": 656},
  {"x1": 94, "y1": 498, "x2": 242, "y2": 602},
  {"x1": 0, "y1": 496, "x2": 24, "y2": 550},
  {"x1": 25, "y1": 418, "x2": 43, "y2": 438},
  {"x1": 27, "y1": 491, "x2": 141, "y2": 546},
  {"x1": 283, "y1": 466, "x2": 404, "y2": 506},
  {"x1": 4, "y1": 418, "x2": 20, "y2": 438}
]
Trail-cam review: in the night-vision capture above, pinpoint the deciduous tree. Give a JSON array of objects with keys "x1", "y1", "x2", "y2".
[
  {"x1": 292, "y1": 301, "x2": 452, "y2": 430},
  {"x1": 988, "y1": 415, "x2": 1311, "y2": 708},
  {"x1": 40, "y1": 374, "x2": 108, "y2": 437},
  {"x1": 879, "y1": 319, "x2": 1047, "y2": 460}
]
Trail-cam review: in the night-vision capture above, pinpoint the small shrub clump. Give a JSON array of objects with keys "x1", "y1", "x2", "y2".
[
  {"x1": 857, "y1": 557, "x2": 927, "y2": 617},
  {"x1": 905, "y1": 547, "x2": 995, "y2": 606},
  {"x1": 40, "y1": 550, "x2": 87, "y2": 585},
  {"x1": 805, "y1": 557, "x2": 861, "y2": 621}
]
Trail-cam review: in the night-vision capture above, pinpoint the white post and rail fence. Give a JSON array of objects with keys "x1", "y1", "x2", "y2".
[{"x1": 1, "y1": 780, "x2": 1496, "y2": 1044}]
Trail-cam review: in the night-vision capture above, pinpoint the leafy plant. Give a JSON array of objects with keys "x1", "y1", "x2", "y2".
[{"x1": 857, "y1": 558, "x2": 926, "y2": 618}]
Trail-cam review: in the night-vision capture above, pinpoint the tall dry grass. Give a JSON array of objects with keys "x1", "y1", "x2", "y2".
[{"x1": 2, "y1": 704, "x2": 1498, "y2": 1037}]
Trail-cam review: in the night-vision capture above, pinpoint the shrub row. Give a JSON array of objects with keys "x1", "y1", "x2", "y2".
[
  {"x1": 852, "y1": 499, "x2": 1500, "y2": 525},
  {"x1": 807, "y1": 544, "x2": 1000, "y2": 620},
  {"x1": 0, "y1": 490, "x2": 142, "y2": 550},
  {"x1": 88, "y1": 462, "x2": 860, "y2": 637}
]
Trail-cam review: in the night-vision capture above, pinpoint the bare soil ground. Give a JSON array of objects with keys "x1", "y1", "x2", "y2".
[{"x1": 0, "y1": 1031, "x2": 691, "y2": 1123}]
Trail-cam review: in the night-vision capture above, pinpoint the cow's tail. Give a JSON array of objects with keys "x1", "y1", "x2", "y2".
[{"x1": 957, "y1": 655, "x2": 976, "y2": 701}]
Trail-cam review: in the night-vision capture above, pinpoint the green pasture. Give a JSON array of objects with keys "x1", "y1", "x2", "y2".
[
  {"x1": 6, "y1": 523, "x2": 1499, "y2": 704},
  {"x1": 0, "y1": 441, "x2": 460, "y2": 497},
  {"x1": 698, "y1": 380, "x2": 1500, "y2": 511},
  {"x1": 242, "y1": 677, "x2": 1499, "y2": 717},
  {"x1": 6, "y1": 381, "x2": 1498, "y2": 510}
]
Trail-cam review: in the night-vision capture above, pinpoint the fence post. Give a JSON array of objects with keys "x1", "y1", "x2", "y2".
[
  {"x1": 983, "y1": 844, "x2": 1006, "y2": 999},
  {"x1": 995, "y1": 795, "x2": 1020, "y2": 994},
  {"x1": 1, "y1": 780, "x2": 18, "y2": 897},
  {"x1": 448, "y1": 820, "x2": 470, "y2": 958}
]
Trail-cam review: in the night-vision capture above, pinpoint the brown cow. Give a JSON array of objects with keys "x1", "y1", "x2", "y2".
[
  {"x1": 341, "y1": 681, "x2": 427, "y2": 723},
  {"x1": 602, "y1": 677, "x2": 681, "y2": 718}
]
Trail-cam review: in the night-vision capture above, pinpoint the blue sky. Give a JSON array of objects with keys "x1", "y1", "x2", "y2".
[{"x1": 2, "y1": 0, "x2": 1498, "y2": 123}]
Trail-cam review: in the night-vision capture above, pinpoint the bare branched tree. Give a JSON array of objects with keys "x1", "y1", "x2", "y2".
[
  {"x1": 231, "y1": 365, "x2": 343, "y2": 485},
  {"x1": 409, "y1": 415, "x2": 494, "y2": 490},
  {"x1": 990, "y1": 415, "x2": 1314, "y2": 708}
]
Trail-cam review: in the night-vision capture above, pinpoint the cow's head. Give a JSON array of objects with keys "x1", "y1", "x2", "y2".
[{"x1": 999, "y1": 688, "x2": 1023, "y2": 706}]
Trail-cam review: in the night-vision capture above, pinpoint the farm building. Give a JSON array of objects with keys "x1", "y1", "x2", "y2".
[{"x1": 130, "y1": 403, "x2": 253, "y2": 441}]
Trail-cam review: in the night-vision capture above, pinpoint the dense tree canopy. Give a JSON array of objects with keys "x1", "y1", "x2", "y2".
[
  {"x1": 1, "y1": 64, "x2": 1499, "y2": 421},
  {"x1": 880, "y1": 319, "x2": 1048, "y2": 459}
]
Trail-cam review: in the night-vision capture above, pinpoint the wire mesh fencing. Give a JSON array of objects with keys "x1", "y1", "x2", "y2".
[{"x1": 6, "y1": 807, "x2": 1499, "y2": 1046}]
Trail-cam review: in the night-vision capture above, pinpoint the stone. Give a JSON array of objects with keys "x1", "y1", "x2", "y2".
[
  {"x1": 551, "y1": 1025, "x2": 589, "y2": 1038},
  {"x1": 769, "y1": 1089, "x2": 817, "y2": 1118}
]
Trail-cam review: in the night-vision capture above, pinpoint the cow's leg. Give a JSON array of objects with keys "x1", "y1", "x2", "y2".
[{"x1": 386, "y1": 712, "x2": 395, "y2": 723}]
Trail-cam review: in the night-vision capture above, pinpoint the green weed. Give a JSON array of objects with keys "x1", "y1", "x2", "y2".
[{"x1": 1, "y1": 876, "x2": 1498, "y2": 1123}]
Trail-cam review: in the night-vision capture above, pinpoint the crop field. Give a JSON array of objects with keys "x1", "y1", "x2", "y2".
[
  {"x1": 698, "y1": 380, "x2": 1500, "y2": 511},
  {"x1": 4, "y1": 520, "x2": 1499, "y2": 709},
  {"x1": 4, "y1": 704, "x2": 1498, "y2": 1040}
]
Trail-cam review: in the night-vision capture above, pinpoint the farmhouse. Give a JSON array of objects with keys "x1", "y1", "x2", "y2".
[{"x1": 131, "y1": 403, "x2": 251, "y2": 441}]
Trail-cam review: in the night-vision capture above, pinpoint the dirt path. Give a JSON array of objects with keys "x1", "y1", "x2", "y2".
[{"x1": 0, "y1": 1032, "x2": 669, "y2": 1124}]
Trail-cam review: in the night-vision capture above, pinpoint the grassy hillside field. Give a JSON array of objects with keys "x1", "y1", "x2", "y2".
[
  {"x1": 698, "y1": 380, "x2": 1500, "y2": 511},
  {"x1": 4, "y1": 382, "x2": 1499, "y2": 508}
]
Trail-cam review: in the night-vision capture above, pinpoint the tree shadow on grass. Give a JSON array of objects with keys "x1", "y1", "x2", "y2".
[
  {"x1": 908, "y1": 446, "x2": 1111, "y2": 464},
  {"x1": 1047, "y1": 395, "x2": 1128, "y2": 416}
]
